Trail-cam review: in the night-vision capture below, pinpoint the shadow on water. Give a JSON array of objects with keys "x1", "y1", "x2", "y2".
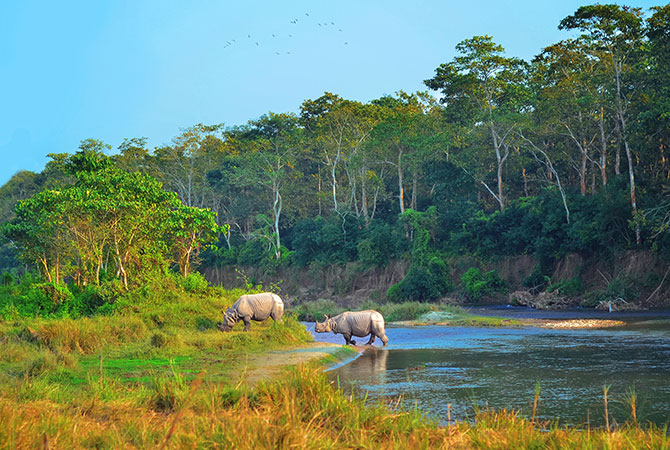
[{"x1": 307, "y1": 312, "x2": 670, "y2": 427}]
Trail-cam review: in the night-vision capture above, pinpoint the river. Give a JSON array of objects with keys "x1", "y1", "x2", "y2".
[{"x1": 305, "y1": 307, "x2": 670, "y2": 427}]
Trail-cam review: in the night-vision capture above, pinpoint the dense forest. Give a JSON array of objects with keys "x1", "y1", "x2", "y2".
[{"x1": 2, "y1": 4, "x2": 670, "y2": 314}]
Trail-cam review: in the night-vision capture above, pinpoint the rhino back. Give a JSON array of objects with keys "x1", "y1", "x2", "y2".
[
  {"x1": 334, "y1": 311, "x2": 382, "y2": 337},
  {"x1": 238, "y1": 293, "x2": 278, "y2": 320}
]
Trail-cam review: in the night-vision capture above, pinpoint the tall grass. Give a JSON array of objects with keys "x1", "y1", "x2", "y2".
[
  {"x1": 0, "y1": 365, "x2": 667, "y2": 449},
  {"x1": 0, "y1": 285, "x2": 667, "y2": 448}
]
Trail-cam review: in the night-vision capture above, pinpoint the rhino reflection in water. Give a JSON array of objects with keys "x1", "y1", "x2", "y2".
[
  {"x1": 315, "y1": 310, "x2": 389, "y2": 346},
  {"x1": 218, "y1": 292, "x2": 284, "y2": 332}
]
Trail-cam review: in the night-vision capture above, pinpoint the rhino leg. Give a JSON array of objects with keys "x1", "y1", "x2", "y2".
[
  {"x1": 242, "y1": 316, "x2": 251, "y2": 332},
  {"x1": 379, "y1": 333, "x2": 389, "y2": 346},
  {"x1": 365, "y1": 334, "x2": 376, "y2": 345},
  {"x1": 342, "y1": 333, "x2": 356, "y2": 346}
]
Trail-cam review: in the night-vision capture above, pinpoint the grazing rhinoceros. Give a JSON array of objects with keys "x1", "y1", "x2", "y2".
[
  {"x1": 314, "y1": 310, "x2": 389, "y2": 346},
  {"x1": 218, "y1": 292, "x2": 284, "y2": 332}
]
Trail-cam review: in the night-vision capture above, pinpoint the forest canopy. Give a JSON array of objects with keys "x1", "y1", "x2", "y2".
[{"x1": 2, "y1": 4, "x2": 670, "y2": 308}]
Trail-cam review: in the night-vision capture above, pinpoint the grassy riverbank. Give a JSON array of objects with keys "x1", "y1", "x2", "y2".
[
  {"x1": 0, "y1": 286, "x2": 666, "y2": 448},
  {"x1": 1, "y1": 363, "x2": 667, "y2": 449}
]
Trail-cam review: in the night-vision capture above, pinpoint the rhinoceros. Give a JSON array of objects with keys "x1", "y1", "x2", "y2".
[
  {"x1": 218, "y1": 292, "x2": 284, "y2": 332},
  {"x1": 314, "y1": 310, "x2": 389, "y2": 346}
]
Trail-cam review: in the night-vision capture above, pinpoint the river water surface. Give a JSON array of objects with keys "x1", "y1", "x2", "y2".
[{"x1": 305, "y1": 307, "x2": 670, "y2": 427}]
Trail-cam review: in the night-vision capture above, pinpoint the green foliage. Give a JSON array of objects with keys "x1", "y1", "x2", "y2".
[
  {"x1": 387, "y1": 208, "x2": 452, "y2": 302},
  {"x1": 0, "y1": 271, "x2": 14, "y2": 286},
  {"x1": 4, "y1": 7, "x2": 670, "y2": 307},
  {"x1": 547, "y1": 278, "x2": 584, "y2": 297},
  {"x1": 1, "y1": 151, "x2": 219, "y2": 291},
  {"x1": 178, "y1": 272, "x2": 210, "y2": 294},
  {"x1": 522, "y1": 265, "x2": 551, "y2": 292},
  {"x1": 581, "y1": 275, "x2": 639, "y2": 307},
  {"x1": 289, "y1": 216, "x2": 362, "y2": 267},
  {"x1": 356, "y1": 221, "x2": 407, "y2": 268},
  {"x1": 461, "y1": 267, "x2": 505, "y2": 301}
]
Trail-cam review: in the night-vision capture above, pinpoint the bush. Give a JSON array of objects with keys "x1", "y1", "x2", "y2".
[
  {"x1": 0, "y1": 271, "x2": 14, "y2": 286},
  {"x1": 387, "y1": 256, "x2": 452, "y2": 303},
  {"x1": 150, "y1": 332, "x2": 168, "y2": 348},
  {"x1": 195, "y1": 316, "x2": 218, "y2": 331},
  {"x1": 19, "y1": 283, "x2": 74, "y2": 317},
  {"x1": 522, "y1": 265, "x2": 551, "y2": 292},
  {"x1": 461, "y1": 267, "x2": 505, "y2": 301},
  {"x1": 581, "y1": 275, "x2": 639, "y2": 307},
  {"x1": 292, "y1": 299, "x2": 343, "y2": 322},
  {"x1": 179, "y1": 272, "x2": 210, "y2": 293},
  {"x1": 547, "y1": 278, "x2": 584, "y2": 297}
]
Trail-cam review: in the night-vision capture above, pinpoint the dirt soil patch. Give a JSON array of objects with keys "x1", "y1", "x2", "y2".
[{"x1": 239, "y1": 342, "x2": 356, "y2": 386}]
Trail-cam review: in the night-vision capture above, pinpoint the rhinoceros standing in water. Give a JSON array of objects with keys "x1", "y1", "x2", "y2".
[
  {"x1": 315, "y1": 310, "x2": 389, "y2": 346},
  {"x1": 218, "y1": 292, "x2": 284, "y2": 332}
]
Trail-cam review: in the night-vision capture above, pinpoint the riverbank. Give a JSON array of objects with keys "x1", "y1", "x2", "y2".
[
  {"x1": 1, "y1": 287, "x2": 668, "y2": 448},
  {"x1": 3, "y1": 362, "x2": 666, "y2": 448}
]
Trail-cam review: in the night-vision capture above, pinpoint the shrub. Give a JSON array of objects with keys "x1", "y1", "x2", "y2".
[
  {"x1": 387, "y1": 257, "x2": 452, "y2": 303},
  {"x1": 150, "y1": 332, "x2": 168, "y2": 348},
  {"x1": 180, "y1": 272, "x2": 210, "y2": 293},
  {"x1": 522, "y1": 265, "x2": 550, "y2": 292},
  {"x1": 19, "y1": 283, "x2": 74, "y2": 317},
  {"x1": 292, "y1": 299, "x2": 343, "y2": 322},
  {"x1": 0, "y1": 271, "x2": 14, "y2": 286},
  {"x1": 547, "y1": 278, "x2": 584, "y2": 297},
  {"x1": 581, "y1": 275, "x2": 639, "y2": 307},
  {"x1": 195, "y1": 316, "x2": 218, "y2": 331},
  {"x1": 461, "y1": 267, "x2": 505, "y2": 301}
]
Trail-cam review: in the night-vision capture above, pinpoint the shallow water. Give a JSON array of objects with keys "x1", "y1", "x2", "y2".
[{"x1": 305, "y1": 309, "x2": 670, "y2": 426}]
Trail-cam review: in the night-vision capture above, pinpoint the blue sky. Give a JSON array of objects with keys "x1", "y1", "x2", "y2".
[{"x1": 0, "y1": 0, "x2": 660, "y2": 185}]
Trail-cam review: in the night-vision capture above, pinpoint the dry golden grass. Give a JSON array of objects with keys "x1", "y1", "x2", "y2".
[{"x1": 1, "y1": 366, "x2": 668, "y2": 449}]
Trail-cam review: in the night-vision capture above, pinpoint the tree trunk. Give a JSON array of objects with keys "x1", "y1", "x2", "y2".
[
  {"x1": 360, "y1": 167, "x2": 369, "y2": 227},
  {"x1": 580, "y1": 145, "x2": 587, "y2": 196},
  {"x1": 599, "y1": 106, "x2": 608, "y2": 186},
  {"x1": 410, "y1": 174, "x2": 417, "y2": 210},
  {"x1": 522, "y1": 167, "x2": 529, "y2": 197},
  {"x1": 397, "y1": 147, "x2": 405, "y2": 214},
  {"x1": 273, "y1": 186, "x2": 283, "y2": 259}
]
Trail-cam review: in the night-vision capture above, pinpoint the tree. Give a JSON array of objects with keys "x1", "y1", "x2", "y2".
[
  {"x1": 2, "y1": 149, "x2": 220, "y2": 287},
  {"x1": 560, "y1": 4, "x2": 645, "y2": 244},
  {"x1": 152, "y1": 124, "x2": 225, "y2": 208},
  {"x1": 426, "y1": 35, "x2": 530, "y2": 210},
  {"x1": 300, "y1": 93, "x2": 382, "y2": 217},
  {"x1": 169, "y1": 205, "x2": 221, "y2": 277},
  {"x1": 242, "y1": 113, "x2": 302, "y2": 260},
  {"x1": 533, "y1": 39, "x2": 611, "y2": 194}
]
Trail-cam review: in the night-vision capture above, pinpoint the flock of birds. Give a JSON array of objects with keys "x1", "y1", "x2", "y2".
[{"x1": 223, "y1": 12, "x2": 348, "y2": 56}]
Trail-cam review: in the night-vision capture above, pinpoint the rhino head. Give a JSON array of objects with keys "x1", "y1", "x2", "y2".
[
  {"x1": 314, "y1": 315, "x2": 334, "y2": 333},
  {"x1": 218, "y1": 312, "x2": 236, "y2": 332}
]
